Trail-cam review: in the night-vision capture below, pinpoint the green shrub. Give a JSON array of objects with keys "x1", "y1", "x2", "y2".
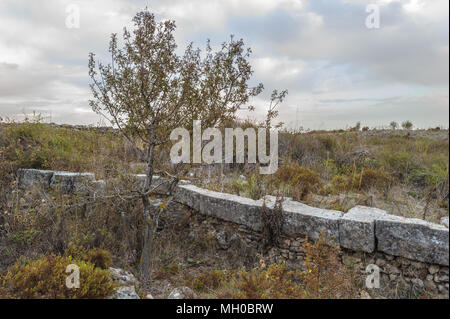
[
  {"x1": 351, "y1": 168, "x2": 393, "y2": 191},
  {"x1": 330, "y1": 175, "x2": 350, "y2": 192},
  {"x1": 274, "y1": 165, "x2": 323, "y2": 200},
  {"x1": 231, "y1": 263, "x2": 304, "y2": 299},
  {"x1": 330, "y1": 169, "x2": 392, "y2": 192},
  {"x1": 82, "y1": 248, "x2": 113, "y2": 270},
  {"x1": 192, "y1": 270, "x2": 226, "y2": 292},
  {"x1": 301, "y1": 231, "x2": 358, "y2": 298},
  {"x1": 0, "y1": 254, "x2": 116, "y2": 299}
]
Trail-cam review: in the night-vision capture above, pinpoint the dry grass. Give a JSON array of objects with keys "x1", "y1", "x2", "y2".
[{"x1": 0, "y1": 119, "x2": 448, "y2": 299}]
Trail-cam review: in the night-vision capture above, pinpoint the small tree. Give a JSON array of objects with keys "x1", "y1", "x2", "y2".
[
  {"x1": 264, "y1": 89, "x2": 288, "y2": 129},
  {"x1": 389, "y1": 121, "x2": 398, "y2": 130},
  {"x1": 88, "y1": 10, "x2": 263, "y2": 279},
  {"x1": 349, "y1": 121, "x2": 361, "y2": 132},
  {"x1": 401, "y1": 120, "x2": 413, "y2": 130}
]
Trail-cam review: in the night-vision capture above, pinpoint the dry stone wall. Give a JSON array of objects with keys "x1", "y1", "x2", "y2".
[
  {"x1": 174, "y1": 184, "x2": 449, "y2": 267},
  {"x1": 15, "y1": 169, "x2": 450, "y2": 297},
  {"x1": 16, "y1": 168, "x2": 449, "y2": 267}
]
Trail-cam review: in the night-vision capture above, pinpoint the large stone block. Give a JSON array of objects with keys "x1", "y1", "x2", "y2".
[
  {"x1": 17, "y1": 169, "x2": 54, "y2": 190},
  {"x1": 173, "y1": 184, "x2": 202, "y2": 211},
  {"x1": 376, "y1": 215, "x2": 449, "y2": 266},
  {"x1": 50, "y1": 171, "x2": 95, "y2": 193},
  {"x1": 339, "y1": 206, "x2": 388, "y2": 253},
  {"x1": 199, "y1": 188, "x2": 263, "y2": 231},
  {"x1": 281, "y1": 199, "x2": 343, "y2": 244}
]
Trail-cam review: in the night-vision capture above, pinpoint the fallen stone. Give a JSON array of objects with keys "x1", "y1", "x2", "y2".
[
  {"x1": 109, "y1": 286, "x2": 140, "y2": 299},
  {"x1": 340, "y1": 206, "x2": 388, "y2": 253},
  {"x1": 108, "y1": 267, "x2": 139, "y2": 299},
  {"x1": 375, "y1": 215, "x2": 449, "y2": 266},
  {"x1": 168, "y1": 287, "x2": 197, "y2": 299},
  {"x1": 109, "y1": 267, "x2": 137, "y2": 286}
]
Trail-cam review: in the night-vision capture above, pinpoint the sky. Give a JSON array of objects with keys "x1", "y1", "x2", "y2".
[{"x1": 0, "y1": 0, "x2": 448, "y2": 130}]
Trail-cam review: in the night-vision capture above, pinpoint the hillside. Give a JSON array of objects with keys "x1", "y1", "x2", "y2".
[{"x1": 0, "y1": 120, "x2": 448, "y2": 299}]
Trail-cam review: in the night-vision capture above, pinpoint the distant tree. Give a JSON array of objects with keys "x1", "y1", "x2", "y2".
[
  {"x1": 349, "y1": 121, "x2": 361, "y2": 132},
  {"x1": 362, "y1": 126, "x2": 369, "y2": 132},
  {"x1": 401, "y1": 120, "x2": 413, "y2": 130},
  {"x1": 389, "y1": 121, "x2": 398, "y2": 130},
  {"x1": 88, "y1": 10, "x2": 264, "y2": 279}
]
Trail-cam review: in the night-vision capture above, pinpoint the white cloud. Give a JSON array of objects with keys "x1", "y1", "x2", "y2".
[{"x1": 0, "y1": 0, "x2": 448, "y2": 129}]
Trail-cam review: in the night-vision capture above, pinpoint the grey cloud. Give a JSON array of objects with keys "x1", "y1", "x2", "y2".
[{"x1": 0, "y1": 0, "x2": 448, "y2": 129}]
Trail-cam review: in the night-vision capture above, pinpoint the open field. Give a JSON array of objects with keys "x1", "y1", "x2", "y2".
[
  {"x1": 2, "y1": 121, "x2": 448, "y2": 223},
  {"x1": 0, "y1": 120, "x2": 448, "y2": 299}
]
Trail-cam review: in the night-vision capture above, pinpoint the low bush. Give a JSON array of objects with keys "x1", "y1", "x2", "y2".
[
  {"x1": 82, "y1": 248, "x2": 113, "y2": 270},
  {"x1": 352, "y1": 168, "x2": 393, "y2": 191},
  {"x1": 330, "y1": 169, "x2": 392, "y2": 193},
  {"x1": 188, "y1": 232, "x2": 359, "y2": 299},
  {"x1": 301, "y1": 231, "x2": 358, "y2": 298},
  {"x1": 192, "y1": 270, "x2": 226, "y2": 292},
  {"x1": 0, "y1": 254, "x2": 115, "y2": 299},
  {"x1": 231, "y1": 263, "x2": 304, "y2": 299},
  {"x1": 274, "y1": 165, "x2": 323, "y2": 200}
]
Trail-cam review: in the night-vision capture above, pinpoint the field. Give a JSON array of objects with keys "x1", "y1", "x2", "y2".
[{"x1": 0, "y1": 119, "x2": 448, "y2": 298}]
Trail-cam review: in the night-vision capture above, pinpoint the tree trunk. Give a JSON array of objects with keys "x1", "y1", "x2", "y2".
[
  {"x1": 139, "y1": 140, "x2": 155, "y2": 280},
  {"x1": 139, "y1": 205, "x2": 154, "y2": 280}
]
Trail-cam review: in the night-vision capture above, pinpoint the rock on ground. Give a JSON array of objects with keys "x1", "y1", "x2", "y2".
[
  {"x1": 108, "y1": 267, "x2": 140, "y2": 299},
  {"x1": 109, "y1": 286, "x2": 140, "y2": 299},
  {"x1": 167, "y1": 287, "x2": 197, "y2": 299}
]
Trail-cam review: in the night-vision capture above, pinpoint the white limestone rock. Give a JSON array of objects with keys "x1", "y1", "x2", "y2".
[
  {"x1": 167, "y1": 287, "x2": 197, "y2": 299},
  {"x1": 340, "y1": 206, "x2": 388, "y2": 253},
  {"x1": 375, "y1": 215, "x2": 449, "y2": 266},
  {"x1": 17, "y1": 169, "x2": 54, "y2": 190},
  {"x1": 281, "y1": 199, "x2": 343, "y2": 245},
  {"x1": 50, "y1": 171, "x2": 95, "y2": 193}
]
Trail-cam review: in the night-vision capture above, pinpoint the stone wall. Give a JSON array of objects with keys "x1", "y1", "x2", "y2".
[
  {"x1": 16, "y1": 168, "x2": 450, "y2": 297},
  {"x1": 172, "y1": 183, "x2": 449, "y2": 267}
]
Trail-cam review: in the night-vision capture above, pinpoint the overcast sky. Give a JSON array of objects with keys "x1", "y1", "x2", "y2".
[{"x1": 0, "y1": 0, "x2": 448, "y2": 129}]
